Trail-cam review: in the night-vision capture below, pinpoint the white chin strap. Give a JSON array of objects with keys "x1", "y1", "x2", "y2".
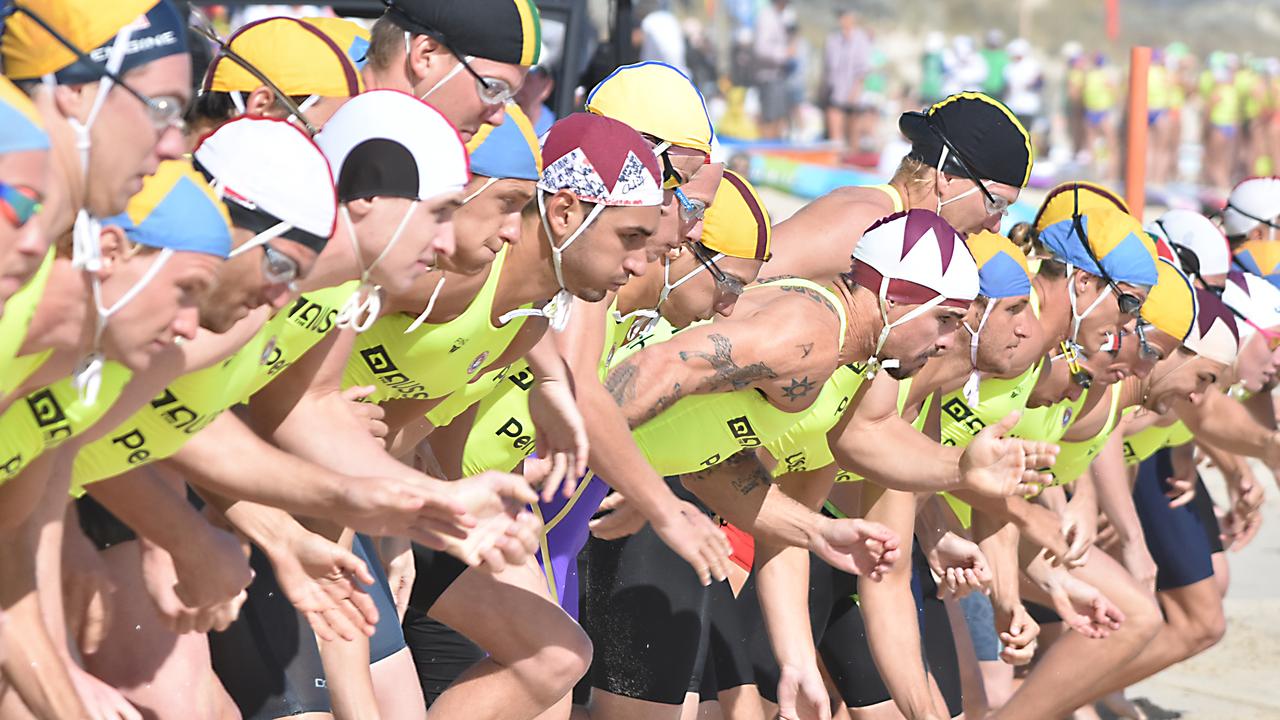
[
  {"x1": 230, "y1": 91, "x2": 319, "y2": 129},
  {"x1": 864, "y1": 276, "x2": 947, "y2": 379},
  {"x1": 54, "y1": 25, "x2": 134, "y2": 273},
  {"x1": 462, "y1": 177, "x2": 500, "y2": 205},
  {"x1": 403, "y1": 275, "x2": 449, "y2": 334},
  {"x1": 228, "y1": 220, "x2": 293, "y2": 258},
  {"x1": 1066, "y1": 263, "x2": 1111, "y2": 345},
  {"x1": 335, "y1": 201, "x2": 419, "y2": 333},
  {"x1": 614, "y1": 252, "x2": 721, "y2": 334},
  {"x1": 501, "y1": 192, "x2": 605, "y2": 332},
  {"x1": 961, "y1": 300, "x2": 997, "y2": 406},
  {"x1": 73, "y1": 248, "x2": 175, "y2": 404}
]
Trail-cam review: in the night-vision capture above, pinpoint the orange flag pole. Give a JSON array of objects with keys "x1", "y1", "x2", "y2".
[{"x1": 1126, "y1": 46, "x2": 1151, "y2": 218}]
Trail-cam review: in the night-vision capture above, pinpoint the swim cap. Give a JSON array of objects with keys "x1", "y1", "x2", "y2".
[
  {"x1": 539, "y1": 113, "x2": 663, "y2": 207},
  {"x1": 3, "y1": 0, "x2": 186, "y2": 83},
  {"x1": 467, "y1": 104, "x2": 541, "y2": 181},
  {"x1": 302, "y1": 17, "x2": 371, "y2": 69},
  {"x1": 202, "y1": 16, "x2": 363, "y2": 98},
  {"x1": 967, "y1": 230, "x2": 1032, "y2": 299},
  {"x1": 105, "y1": 160, "x2": 232, "y2": 258},
  {"x1": 1141, "y1": 257, "x2": 1196, "y2": 342},
  {"x1": 1034, "y1": 181, "x2": 1129, "y2": 232},
  {"x1": 586, "y1": 62, "x2": 714, "y2": 154},
  {"x1": 700, "y1": 171, "x2": 771, "y2": 261},
  {"x1": 381, "y1": 0, "x2": 542, "y2": 66},
  {"x1": 1148, "y1": 209, "x2": 1230, "y2": 278},
  {"x1": 899, "y1": 92, "x2": 1033, "y2": 189},
  {"x1": 0, "y1": 76, "x2": 48, "y2": 153},
  {"x1": 1222, "y1": 177, "x2": 1280, "y2": 237},
  {"x1": 1038, "y1": 206, "x2": 1158, "y2": 287},
  {"x1": 1186, "y1": 287, "x2": 1240, "y2": 364},
  {"x1": 851, "y1": 209, "x2": 979, "y2": 308},
  {"x1": 316, "y1": 89, "x2": 469, "y2": 204},
  {"x1": 1232, "y1": 239, "x2": 1280, "y2": 287},
  {"x1": 1223, "y1": 270, "x2": 1280, "y2": 339},
  {"x1": 193, "y1": 116, "x2": 337, "y2": 250}
]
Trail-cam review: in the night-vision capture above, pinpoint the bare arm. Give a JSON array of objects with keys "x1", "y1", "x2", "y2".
[{"x1": 1174, "y1": 388, "x2": 1280, "y2": 464}]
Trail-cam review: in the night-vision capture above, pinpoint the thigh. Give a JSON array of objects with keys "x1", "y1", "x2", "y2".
[
  {"x1": 956, "y1": 593, "x2": 1000, "y2": 663},
  {"x1": 208, "y1": 547, "x2": 331, "y2": 720},
  {"x1": 818, "y1": 571, "x2": 893, "y2": 709},
  {"x1": 920, "y1": 593, "x2": 962, "y2": 719},
  {"x1": 1187, "y1": 474, "x2": 1225, "y2": 554},
  {"x1": 351, "y1": 534, "x2": 406, "y2": 664},
  {"x1": 400, "y1": 607, "x2": 484, "y2": 706},
  {"x1": 581, "y1": 523, "x2": 710, "y2": 706},
  {"x1": 1134, "y1": 450, "x2": 1214, "y2": 591}
]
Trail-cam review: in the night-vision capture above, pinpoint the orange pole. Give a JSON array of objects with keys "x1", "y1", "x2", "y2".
[{"x1": 1126, "y1": 46, "x2": 1151, "y2": 218}]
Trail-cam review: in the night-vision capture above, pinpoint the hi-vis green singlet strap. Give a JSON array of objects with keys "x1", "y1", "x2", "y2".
[
  {"x1": 753, "y1": 277, "x2": 849, "y2": 354},
  {"x1": 869, "y1": 184, "x2": 905, "y2": 213}
]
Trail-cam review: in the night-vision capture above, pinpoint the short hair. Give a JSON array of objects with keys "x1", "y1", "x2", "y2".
[{"x1": 368, "y1": 14, "x2": 406, "y2": 73}]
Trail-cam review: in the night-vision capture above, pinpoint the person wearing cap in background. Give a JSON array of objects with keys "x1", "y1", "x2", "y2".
[
  {"x1": 363, "y1": 0, "x2": 540, "y2": 139},
  {"x1": 743, "y1": 230, "x2": 1036, "y2": 720},
  {"x1": 0, "y1": 157, "x2": 229, "y2": 720},
  {"x1": 186, "y1": 15, "x2": 366, "y2": 138},
  {"x1": 3, "y1": 0, "x2": 191, "y2": 276},
  {"x1": 1220, "y1": 176, "x2": 1280, "y2": 251},
  {"x1": 590, "y1": 209, "x2": 1050, "y2": 720},
  {"x1": 767, "y1": 92, "x2": 1034, "y2": 286}
]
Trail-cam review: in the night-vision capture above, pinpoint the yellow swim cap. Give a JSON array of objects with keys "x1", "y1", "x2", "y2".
[
  {"x1": 1141, "y1": 257, "x2": 1196, "y2": 341},
  {"x1": 203, "y1": 16, "x2": 363, "y2": 97},
  {"x1": 301, "y1": 17, "x2": 371, "y2": 69},
  {"x1": 700, "y1": 170, "x2": 772, "y2": 261},
  {"x1": 586, "y1": 62, "x2": 713, "y2": 154},
  {"x1": 1034, "y1": 181, "x2": 1130, "y2": 232}
]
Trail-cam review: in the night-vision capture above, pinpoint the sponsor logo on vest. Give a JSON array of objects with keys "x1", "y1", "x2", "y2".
[
  {"x1": 727, "y1": 415, "x2": 761, "y2": 448},
  {"x1": 361, "y1": 345, "x2": 427, "y2": 399},
  {"x1": 942, "y1": 396, "x2": 987, "y2": 437},
  {"x1": 468, "y1": 351, "x2": 489, "y2": 375},
  {"x1": 27, "y1": 388, "x2": 71, "y2": 446},
  {"x1": 287, "y1": 295, "x2": 339, "y2": 334}
]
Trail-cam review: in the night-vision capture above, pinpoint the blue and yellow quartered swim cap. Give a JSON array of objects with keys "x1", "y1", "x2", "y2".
[
  {"x1": 303, "y1": 17, "x2": 371, "y2": 70},
  {"x1": 466, "y1": 104, "x2": 541, "y2": 181},
  {"x1": 1232, "y1": 239, "x2": 1280, "y2": 289},
  {"x1": 0, "y1": 76, "x2": 48, "y2": 154},
  {"x1": 1038, "y1": 205, "x2": 1158, "y2": 288},
  {"x1": 1033, "y1": 181, "x2": 1129, "y2": 232},
  {"x1": 967, "y1": 230, "x2": 1031, "y2": 298},
  {"x1": 106, "y1": 160, "x2": 232, "y2": 258}
]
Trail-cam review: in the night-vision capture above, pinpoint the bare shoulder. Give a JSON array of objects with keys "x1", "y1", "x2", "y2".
[{"x1": 767, "y1": 186, "x2": 902, "y2": 278}]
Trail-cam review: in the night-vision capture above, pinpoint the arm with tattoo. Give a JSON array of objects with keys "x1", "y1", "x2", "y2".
[{"x1": 605, "y1": 293, "x2": 840, "y2": 428}]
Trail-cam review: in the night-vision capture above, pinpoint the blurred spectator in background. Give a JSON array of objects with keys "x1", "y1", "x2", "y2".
[
  {"x1": 1004, "y1": 39, "x2": 1044, "y2": 150},
  {"x1": 919, "y1": 31, "x2": 947, "y2": 105},
  {"x1": 1205, "y1": 58, "x2": 1241, "y2": 189},
  {"x1": 1147, "y1": 47, "x2": 1173, "y2": 184},
  {"x1": 683, "y1": 17, "x2": 720, "y2": 100},
  {"x1": 1084, "y1": 53, "x2": 1120, "y2": 180},
  {"x1": 981, "y1": 29, "x2": 1009, "y2": 99},
  {"x1": 943, "y1": 35, "x2": 988, "y2": 96},
  {"x1": 755, "y1": 0, "x2": 794, "y2": 139},
  {"x1": 517, "y1": 66, "x2": 557, "y2": 135},
  {"x1": 1063, "y1": 42, "x2": 1088, "y2": 160},
  {"x1": 639, "y1": 0, "x2": 689, "y2": 76},
  {"x1": 821, "y1": 9, "x2": 872, "y2": 149}
]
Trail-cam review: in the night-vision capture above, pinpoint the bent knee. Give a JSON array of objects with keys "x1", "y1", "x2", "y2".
[
  {"x1": 1189, "y1": 612, "x2": 1226, "y2": 653},
  {"x1": 514, "y1": 624, "x2": 592, "y2": 703}
]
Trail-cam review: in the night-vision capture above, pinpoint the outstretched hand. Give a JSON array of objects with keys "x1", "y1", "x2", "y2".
[
  {"x1": 812, "y1": 518, "x2": 900, "y2": 580},
  {"x1": 961, "y1": 413, "x2": 1058, "y2": 498}
]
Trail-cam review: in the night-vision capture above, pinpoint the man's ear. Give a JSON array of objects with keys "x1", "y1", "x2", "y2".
[
  {"x1": 52, "y1": 82, "x2": 91, "y2": 124},
  {"x1": 544, "y1": 190, "x2": 578, "y2": 237},
  {"x1": 245, "y1": 86, "x2": 279, "y2": 117},
  {"x1": 345, "y1": 197, "x2": 375, "y2": 222},
  {"x1": 407, "y1": 33, "x2": 448, "y2": 85},
  {"x1": 95, "y1": 226, "x2": 129, "y2": 282}
]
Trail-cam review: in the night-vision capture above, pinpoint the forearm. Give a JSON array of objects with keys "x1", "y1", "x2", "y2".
[
  {"x1": 971, "y1": 509, "x2": 1021, "y2": 611},
  {"x1": 834, "y1": 419, "x2": 966, "y2": 492},
  {"x1": 681, "y1": 453, "x2": 822, "y2": 551},
  {"x1": 171, "y1": 413, "x2": 352, "y2": 516},
  {"x1": 1177, "y1": 390, "x2": 1280, "y2": 461},
  {"x1": 1092, "y1": 435, "x2": 1144, "y2": 546},
  {"x1": 755, "y1": 540, "x2": 818, "y2": 672},
  {"x1": 916, "y1": 493, "x2": 964, "y2": 551},
  {"x1": 317, "y1": 635, "x2": 379, "y2": 720},
  {"x1": 860, "y1": 487, "x2": 938, "y2": 719},
  {"x1": 85, "y1": 466, "x2": 217, "y2": 557},
  {"x1": 579, "y1": 376, "x2": 681, "y2": 520}
]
